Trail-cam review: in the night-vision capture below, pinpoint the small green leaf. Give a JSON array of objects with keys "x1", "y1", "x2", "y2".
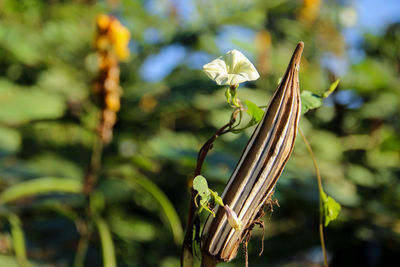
[
  {"x1": 322, "y1": 194, "x2": 341, "y2": 227},
  {"x1": 301, "y1": 90, "x2": 323, "y2": 114},
  {"x1": 322, "y1": 79, "x2": 340, "y2": 98},
  {"x1": 244, "y1": 100, "x2": 264, "y2": 123},
  {"x1": 193, "y1": 175, "x2": 210, "y2": 199}
]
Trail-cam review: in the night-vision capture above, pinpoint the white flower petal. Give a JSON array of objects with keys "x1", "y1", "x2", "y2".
[
  {"x1": 203, "y1": 49, "x2": 260, "y2": 86},
  {"x1": 214, "y1": 73, "x2": 229, "y2": 86},
  {"x1": 203, "y1": 58, "x2": 227, "y2": 82},
  {"x1": 222, "y1": 49, "x2": 248, "y2": 74}
]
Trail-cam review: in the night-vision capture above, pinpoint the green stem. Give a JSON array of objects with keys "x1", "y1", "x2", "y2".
[
  {"x1": 73, "y1": 221, "x2": 92, "y2": 267},
  {"x1": 125, "y1": 174, "x2": 183, "y2": 244},
  {"x1": 77, "y1": 112, "x2": 106, "y2": 265},
  {"x1": 299, "y1": 129, "x2": 328, "y2": 267},
  {"x1": 83, "y1": 134, "x2": 104, "y2": 195}
]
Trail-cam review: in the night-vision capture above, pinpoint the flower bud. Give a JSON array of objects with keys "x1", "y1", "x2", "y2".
[{"x1": 224, "y1": 205, "x2": 242, "y2": 231}]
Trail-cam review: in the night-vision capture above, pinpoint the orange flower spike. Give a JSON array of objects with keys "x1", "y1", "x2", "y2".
[
  {"x1": 97, "y1": 14, "x2": 111, "y2": 31},
  {"x1": 109, "y1": 19, "x2": 131, "y2": 61},
  {"x1": 105, "y1": 92, "x2": 121, "y2": 112},
  {"x1": 299, "y1": 0, "x2": 321, "y2": 24}
]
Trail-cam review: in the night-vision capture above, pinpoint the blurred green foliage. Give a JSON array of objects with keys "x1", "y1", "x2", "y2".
[{"x1": 0, "y1": 0, "x2": 399, "y2": 266}]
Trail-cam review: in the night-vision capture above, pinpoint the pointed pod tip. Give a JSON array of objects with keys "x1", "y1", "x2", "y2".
[
  {"x1": 294, "y1": 41, "x2": 304, "y2": 57},
  {"x1": 290, "y1": 41, "x2": 304, "y2": 68}
]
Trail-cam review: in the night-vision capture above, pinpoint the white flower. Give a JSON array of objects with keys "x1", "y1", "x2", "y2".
[
  {"x1": 203, "y1": 49, "x2": 260, "y2": 86},
  {"x1": 224, "y1": 205, "x2": 242, "y2": 231}
]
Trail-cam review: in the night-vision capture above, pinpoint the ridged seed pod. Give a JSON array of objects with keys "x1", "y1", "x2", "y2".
[{"x1": 201, "y1": 42, "x2": 304, "y2": 263}]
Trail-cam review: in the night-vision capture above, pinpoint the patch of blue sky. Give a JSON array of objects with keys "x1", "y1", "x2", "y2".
[
  {"x1": 185, "y1": 51, "x2": 213, "y2": 69},
  {"x1": 323, "y1": 0, "x2": 399, "y2": 81},
  {"x1": 144, "y1": 28, "x2": 162, "y2": 44},
  {"x1": 140, "y1": 44, "x2": 187, "y2": 82},
  {"x1": 321, "y1": 52, "x2": 349, "y2": 77},
  {"x1": 342, "y1": 0, "x2": 400, "y2": 54},
  {"x1": 144, "y1": 0, "x2": 197, "y2": 23},
  {"x1": 356, "y1": 0, "x2": 400, "y2": 33},
  {"x1": 144, "y1": 0, "x2": 169, "y2": 18},
  {"x1": 215, "y1": 25, "x2": 256, "y2": 59},
  {"x1": 337, "y1": 0, "x2": 400, "y2": 65},
  {"x1": 334, "y1": 89, "x2": 364, "y2": 109},
  {"x1": 171, "y1": 0, "x2": 197, "y2": 23}
]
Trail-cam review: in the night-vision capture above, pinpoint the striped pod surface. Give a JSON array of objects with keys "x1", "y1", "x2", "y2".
[{"x1": 201, "y1": 42, "x2": 304, "y2": 262}]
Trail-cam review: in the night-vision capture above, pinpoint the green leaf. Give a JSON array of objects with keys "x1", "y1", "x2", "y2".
[
  {"x1": 0, "y1": 80, "x2": 66, "y2": 124},
  {"x1": 301, "y1": 90, "x2": 323, "y2": 115},
  {"x1": 7, "y1": 214, "x2": 29, "y2": 267},
  {"x1": 193, "y1": 175, "x2": 210, "y2": 199},
  {"x1": 322, "y1": 79, "x2": 340, "y2": 98},
  {"x1": 193, "y1": 176, "x2": 224, "y2": 216},
  {"x1": 0, "y1": 177, "x2": 82, "y2": 204},
  {"x1": 109, "y1": 214, "x2": 157, "y2": 242},
  {"x1": 321, "y1": 191, "x2": 341, "y2": 227},
  {"x1": 94, "y1": 217, "x2": 116, "y2": 267},
  {"x1": 123, "y1": 174, "x2": 184, "y2": 244},
  {"x1": 244, "y1": 100, "x2": 264, "y2": 123},
  {"x1": 0, "y1": 126, "x2": 21, "y2": 154}
]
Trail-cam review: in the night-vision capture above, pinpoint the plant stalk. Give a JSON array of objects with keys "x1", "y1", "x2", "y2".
[{"x1": 299, "y1": 128, "x2": 328, "y2": 267}]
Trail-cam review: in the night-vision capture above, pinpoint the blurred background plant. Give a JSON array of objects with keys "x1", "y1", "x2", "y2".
[{"x1": 0, "y1": 0, "x2": 399, "y2": 266}]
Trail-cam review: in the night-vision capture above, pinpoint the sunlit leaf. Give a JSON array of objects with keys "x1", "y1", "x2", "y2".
[
  {"x1": 122, "y1": 174, "x2": 184, "y2": 244},
  {"x1": 301, "y1": 90, "x2": 322, "y2": 114},
  {"x1": 0, "y1": 177, "x2": 81, "y2": 204},
  {"x1": 322, "y1": 79, "x2": 340, "y2": 98},
  {"x1": 7, "y1": 214, "x2": 29, "y2": 267},
  {"x1": 0, "y1": 81, "x2": 66, "y2": 124},
  {"x1": 0, "y1": 126, "x2": 21, "y2": 154},
  {"x1": 94, "y1": 217, "x2": 116, "y2": 267},
  {"x1": 193, "y1": 175, "x2": 210, "y2": 199},
  {"x1": 321, "y1": 191, "x2": 341, "y2": 227},
  {"x1": 244, "y1": 100, "x2": 264, "y2": 123}
]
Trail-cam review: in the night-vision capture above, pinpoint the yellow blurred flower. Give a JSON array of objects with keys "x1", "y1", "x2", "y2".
[
  {"x1": 109, "y1": 19, "x2": 131, "y2": 61},
  {"x1": 95, "y1": 14, "x2": 131, "y2": 61},
  {"x1": 97, "y1": 14, "x2": 111, "y2": 31},
  {"x1": 105, "y1": 92, "x2": 121, "y2": 112},
  {"x1": 298, "y1": 0, "x2": 321, "y2": 24}
]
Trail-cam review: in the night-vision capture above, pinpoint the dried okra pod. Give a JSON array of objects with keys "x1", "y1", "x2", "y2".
[{"x1": 201, "y1": 42, "x2": 304, "y2": 263}]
